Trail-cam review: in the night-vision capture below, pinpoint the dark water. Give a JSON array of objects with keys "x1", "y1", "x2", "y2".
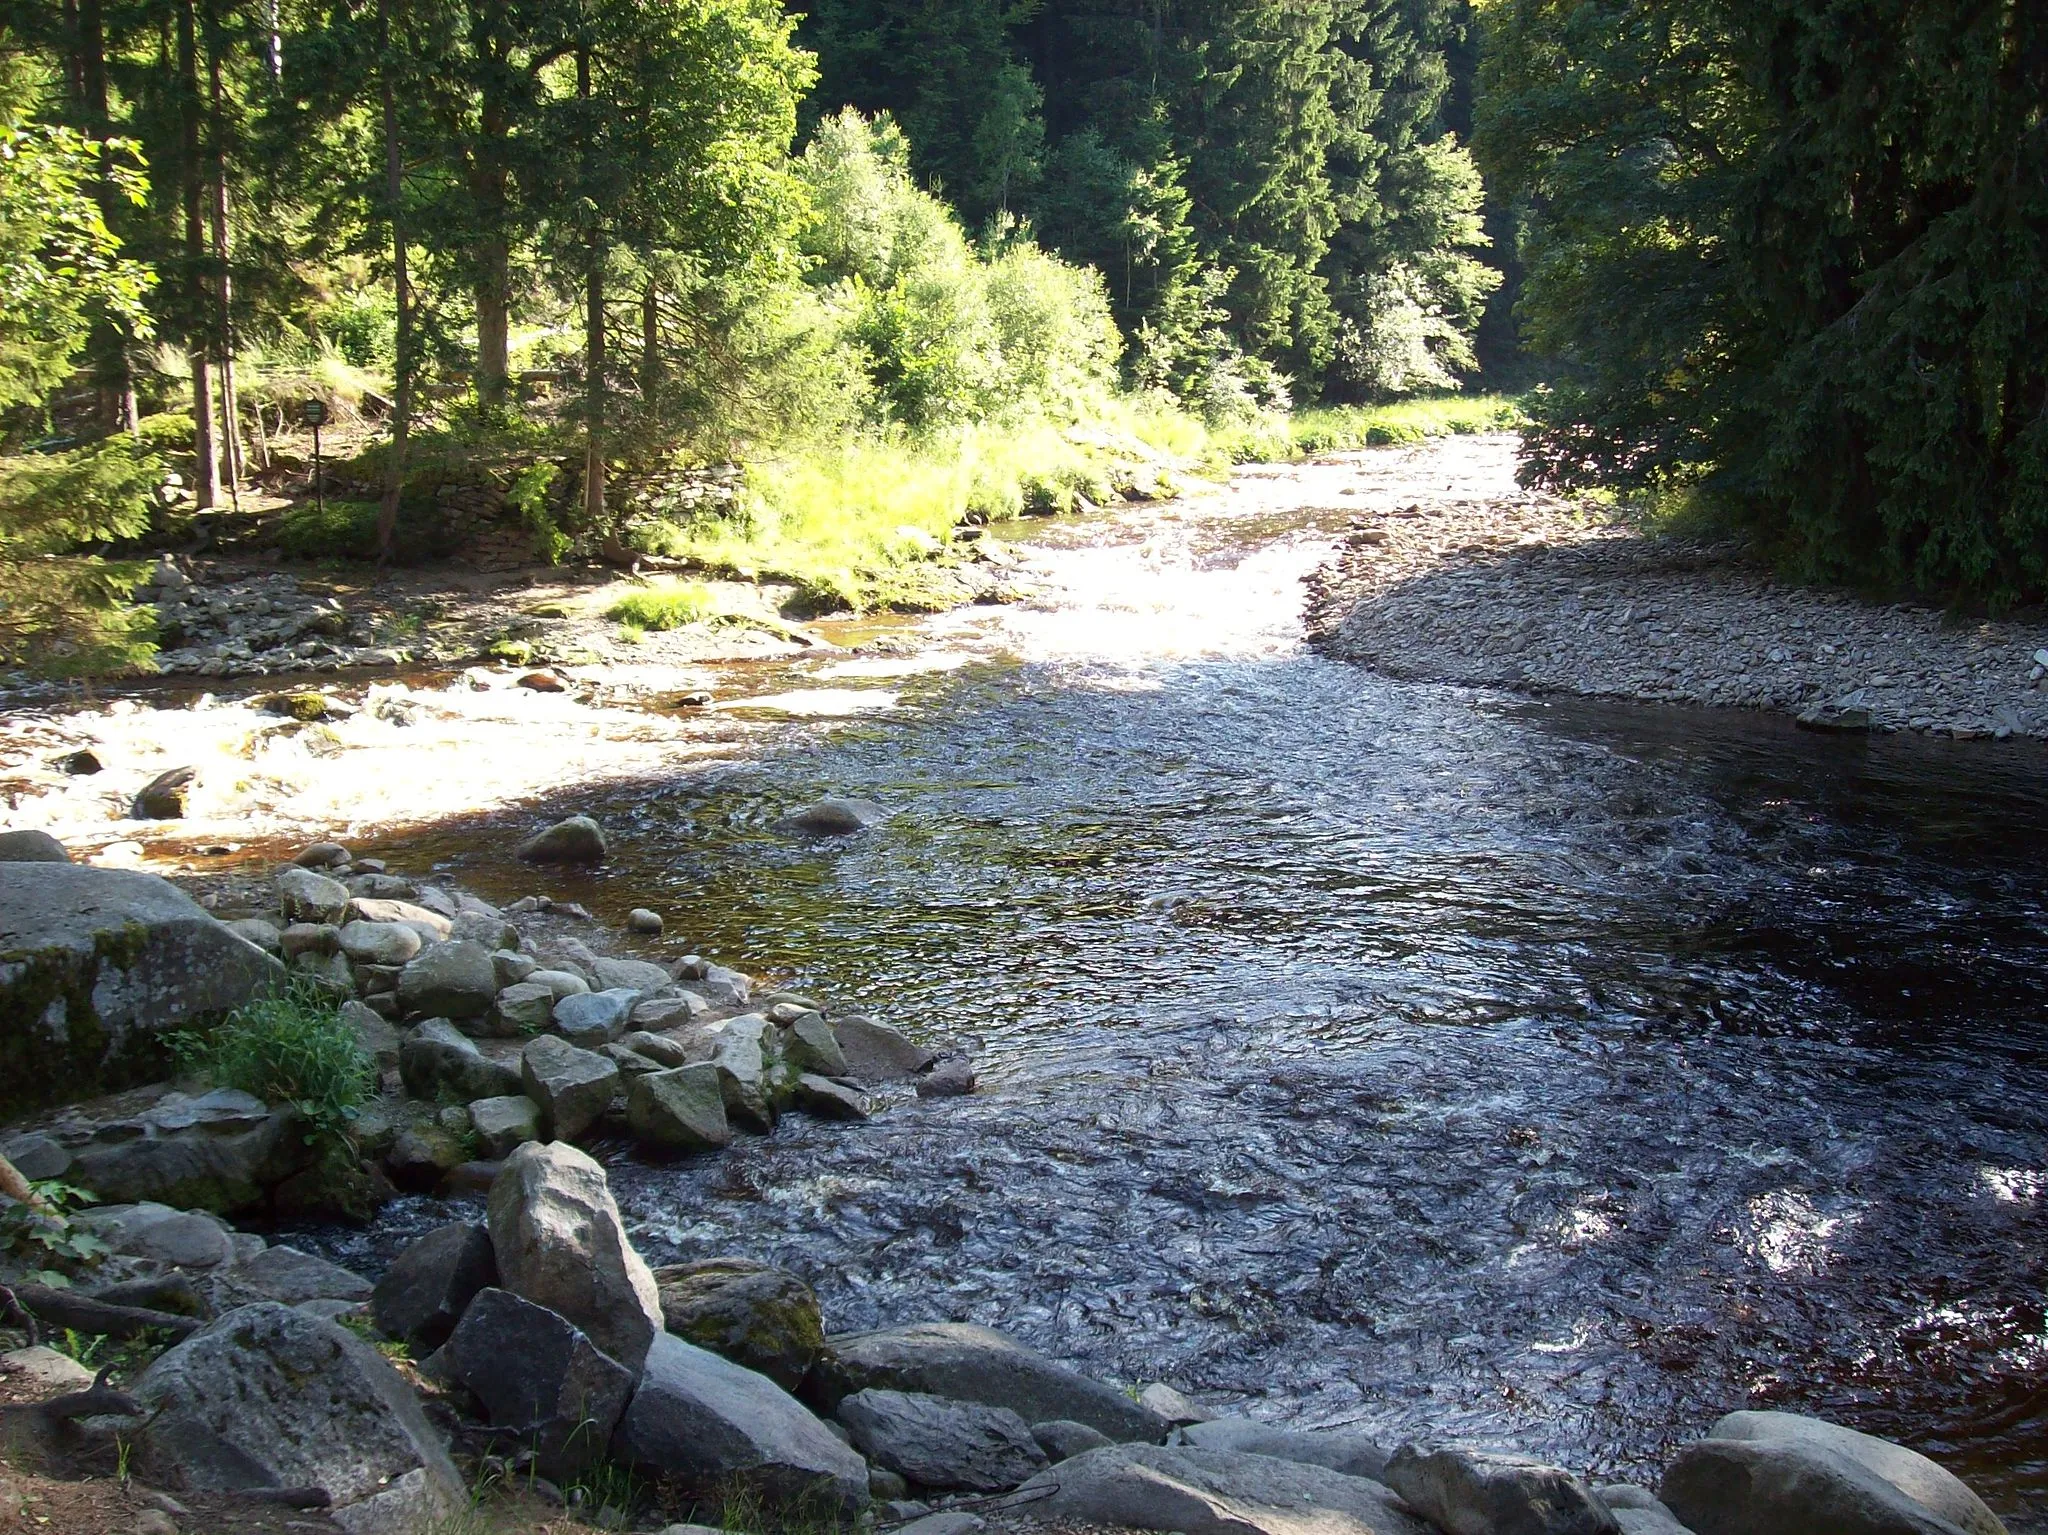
[{"x1": 313, "y1": 443, "x2": 2048, "y2": 1521}]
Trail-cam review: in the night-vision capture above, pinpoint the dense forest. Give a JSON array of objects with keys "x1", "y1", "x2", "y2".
[{"x1": 0, "y1": 0, "x2": 2042, "y2": 674}]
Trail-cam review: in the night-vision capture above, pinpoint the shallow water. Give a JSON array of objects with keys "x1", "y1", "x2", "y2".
[{"x1": 312, "y1": 437, "x2": 2048, "y2": 1522}]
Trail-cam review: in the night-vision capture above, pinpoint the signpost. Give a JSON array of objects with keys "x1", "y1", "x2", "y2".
[{"x1": 300, "y1": 397, "x2": 328, "y2": 516}]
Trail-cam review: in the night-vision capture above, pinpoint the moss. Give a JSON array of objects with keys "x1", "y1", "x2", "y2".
[{"x1": 257, "y1": 691, "x2": 331, "y2": 722}]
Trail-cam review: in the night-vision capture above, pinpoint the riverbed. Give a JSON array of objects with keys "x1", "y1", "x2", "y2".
[{"x1": 15, "y1": 435, "x2": 2048, "y2": 1524}]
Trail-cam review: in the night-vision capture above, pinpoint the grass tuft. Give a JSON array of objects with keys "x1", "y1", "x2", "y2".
[
  {"x1": 168, "y1": 979, "x2": 374, "y2": 1149},
  {"x1": 604, "y1": 580, "x2": 717, "y2": 631}
]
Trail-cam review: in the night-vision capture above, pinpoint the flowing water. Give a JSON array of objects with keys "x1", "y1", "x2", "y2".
[{"x1": 311, "y1": 436, "x2": 2048, "y2": 1522}]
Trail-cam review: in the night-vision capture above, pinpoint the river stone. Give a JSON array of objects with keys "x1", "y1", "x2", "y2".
[
  {"x1": 1705, "y1": 1412, "x2": 2004, "y2": 1535},
  {"x1": 292, "y1": 947, "x2": 355, "y2": 994},
  {"x1": 494, "y1": 949, "x2": 538, "y2": 987},
  {"x1": 555, "y1": 988, "x2": 638, "y2": 1047},
  {"x1": 708, "y1": 1014, "x2": 792, "y2": 1131},
  {"x1": 784, "y1": 797, "x2": 886, "y2": 836},
  {"x1": 621, "y1": 1030, "x2": 694, "y2": 1067},
  {"x1": 448, "y1": 910, "x2": 519, "y2": 952},
  {"x1": 468, "y1": 1094, "x2": 541, "y2": 1158},
  {"x1": 0, "y1": 829, "x2": 70, "y2": 862},
  {"x1": 1592, "y1": 1487, "x2": 1693, "y2": 1535},
  {"x1": 340, "y1": 998, "x2": 402, "y2": 1070},
  {"x1": 1036, "y1": 1419, "x2": 1115, "y2": 1462},
  {"x1": 295, "y1": 841, "x2": 350, "y2": 868},
  {"x1": 371, "y1": 1222, "x2": 498, "y2": 1351},
  {"x1": 75, "y1": 1203, "x2": 235, "y2": 1267},
  {"x1": 917, "y1": 1056, "x2": 977, "y2": 1098},
  {"x1": 627, "y1": 908, "x2": 664, "y2": 935},
  {"x1": 783, "y1": 1013, "x2": 849, "y2": 1077},
  {"x1": 279, "y1": 921, "x2": 340, "y2": 958},
  {"x1": 397, "y1": 941, "x2": 497, "y2": 1023},
  {"x1": 226, "y1": 917, "x2": 283, "y2": 954},
  {"x1": 697, "y1": 963, "x2": 752, "y2": 1007},
  {"x1": 0, "y1": 866, "x2": 285, "y2": 1118},
  {"x1": 517, "y1": 815, "x2": 608, "y2": 864},
  {"x1": 834, "y1": 1015, "x2": 936, "y2": 1081},
  {"x1": 135, "y1": 1302, "x2": 464, "y2": 1534},
  {"x1": 652, "y1": 1258, "x2": 824, "y2": 1392},
  {"x1": 1661, "y1": 1437, "x2": 1972, "y2": 1535},
  {"x1": 48, "y1": 1088, "x2": 297, "y2": 1214},
  {"x1": 840, "y1": 1387, "x2": 1047, "y2": 1492},
  {"x1": 493, "y1": 980, "x2": 556, "y2": 1033},
  {"x1": 350, "y1": 873, "x2": 416, "y2": 900},
  {"x1": 399, "y1": 1020, "x2": 523, "y2": 1101},
  {"x1": 591, "y1": 956, "x2": 673, "y2": 995},
  {"x1": 1010, "y1": 1444, "x2": 1434, "y2": 1535},
  {"x1": 386, "y1": 1123, "x2": 467, "y2": 1193},
  {"x1": 487, "y1": 1140, "x2": 663, "y2": 1374},
  {"x1": 348, "y1": 897, "x2": 453, "y2": 940},
  {"x1": 794, "y1": 1074, "x2": 870, "y2": 1121},
  {"x1": 522, "y1": 1034, "x2": 621, "y2": 1140},
  {"x1": 811, "y1": 1321, "x2": 1167, "y2": 1443},
  {"x1": 634, "y1": 993, "x2": 710, "y2": 1029},
  {"x1": 1141, "y1": 1383, "x2": 1214, "y2": 1426},
  {"x1": 1384, "y1": 1446, "x2": 1619, "y2": 1535},
  {"x1": 611, "y1": 1331, "x2": 870, "y2": 1510},
  {"x1": 626, "y1": 1064, "x2": 732, "y2": 1151},
  {"x1": 0, "y1": 1132, "x2": 70, "y2": 1182},
  {"x1": 1181, "y1": 1418, "x2": 1391, "y2": 1481},
  {"x1": 445, "y1": 1286, "x2": 635, "y2": 1479},
  {"x1": 135, "y1": 764, "x2": 195, "y2": 818},
  {"x1": 233, "y1": 1245, "x2": 374, "y2": 1305},
  {"x1": 339, "y1": 920, "x2": 423, "y2": 967},
  {"x1": 277, "y1": 866, "x2": 351, "y2": 925},
  {"x1": 1, "y1": 1346, "x2": 95, "y2": 1391}
]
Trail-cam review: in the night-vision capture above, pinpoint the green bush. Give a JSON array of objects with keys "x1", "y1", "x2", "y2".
[
  {"x1": 169, "y1": 981, "x2": 373, "y2": 1151},
  {"x1": 606, "y1": 580, "x2": 716, "y2": 630},
  {"x1": 0, "y1": 437, "x2": 162, "y2": 674},
  {"x1": 278, "y1": 499, "x2": 379, "y2": 559},
  {"x1": 135, "y1": 412, "x2": 196, "y2": 454}
]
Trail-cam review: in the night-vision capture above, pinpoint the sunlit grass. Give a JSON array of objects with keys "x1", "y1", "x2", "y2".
[
  {"x1": 1287, "y1": 393, "x2": 1526, "y2": 454},
  {"x1": 604, "y1": 580, "x2": 717, "y2": 630}
]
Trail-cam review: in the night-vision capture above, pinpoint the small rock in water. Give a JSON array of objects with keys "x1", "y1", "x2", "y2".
[
  {"x1": 135, "y1": 765, "x2": 196, "y2": 819},
  {"x1": 294, "y1": 840, "x2": 351, "y2": 868},
  {"x1": 57, "y1": 748, "x2": 102, "y2": 775},
  {"x1": 626, "y1": 907, "x2": 664, "y2": 936},
  {"x1": 783, "y1": 796, "x2": 887, "y2": 836},
  {"x1": 918, "y1": 1056, "x2": 977, "y2": 1098},
  {"x1": 518, "y1": 670, "x2": 568, "y2": 692},
  {"x1": 1139, "y1": 1382, "x2": 1215, "y2": 1426},
  {"x1": 517, "y1": 814, "x2": 608, "y2": 864}
]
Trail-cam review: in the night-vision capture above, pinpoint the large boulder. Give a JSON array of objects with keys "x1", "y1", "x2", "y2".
[
  {"x1": 612, "y1": 1331, "x2": 870, "y2": 1511},
  {"x1": 839, "y1": 1387, "x2": 1047, "y2": 1492},
  {"x1": 707, "y1": 1014, "x2": 793, "y2": 1131},
  {"x1": 371, "y1": 1222, "x2": 498, "y2": 1352},
  {"x1": 231, "y1": 1245, "x2": 374, "y2": 1306},
  {"x1": 486, "y1": 1141, "x2": 663, "y2": 1373},
  {"x1": 811, "y1": 1322, "x2": 1166, "y2": 1443},
  {"x1": 1010, "y1": 1444, "x2": 1433, "y2": 1535},
  {"x1": 554, "y1": 988, "x2": 638, "y2": 1048},
  {"x1": 517, "y1": 815, "x2": 608, "y2": 864},
  {"x1": 0, "y1": 829, "x2": 69, "y2": 862},
  {"x1": 626, "y1": 1064, "x2": 732, "y2": 1151},
  {"x1": 399, "y1": 1020, "x2": 522, "y2": 1102},
  {"x1": 0, "y1": 865, "x2": 284, "y2": 1117},
  {"x1": 276, "y1": 866, "x2": 350, "y2": 925},
  {"x1": 833, "y1": 1015, "x2": 936, "y2": 1081},
  {"x1": 521, "y1": 1034, "x2": 621, "y2": 1140},
  {"x1": 1661, "y1": 1437, "x2": 1980, "y2": 1535},
  {"x1": 397, "y1": 941, "x2": 498, "y2": 1022},
  {"x1": 135, "y1": 1302, "x2": 463, "y2": 1535},
  {"x1": 1180, "y1": 1418, "x2": 1391, "y2": 1481},
  {"x1": 652, "y1": 1258, "x2": 825, "y2": 1392},
  {"x1": 1382, "y1": 1446, "x2": 1619, "y2": 1535},
  {"x1": 34, "y1": 1086, "x2": 301, "y2": 1213},
  {"x1": 1705, "y1": 1413, "x2": 2004, "y2": 1535},
  {"x1": 444, "y1": 1287, "x2": 635, "y2": 1479}
]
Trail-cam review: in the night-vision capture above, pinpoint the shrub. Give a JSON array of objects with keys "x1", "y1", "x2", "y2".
[
  {"x1": 169, "y1": 981, "x2": 374, "y2": 1153},
  {"x1": 278, "y1": 499, "x2": 380, "y2": 559},
  {"x1": 606, "y1": 580, "x2": 715, "y2": 630},
  {"x1": 0, "y1": 437, "x2": 162, "y2": 674}
]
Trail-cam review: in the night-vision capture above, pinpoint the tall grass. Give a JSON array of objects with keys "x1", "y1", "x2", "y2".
[
  {"x1": 605, "y1": 580, "x2": 717, "y2": 630},
  {"x1": 1285, "y1": 393, "x2": 1525, "y2": 455},
  {"x1": 168, "y1": 981, "x2": 374, "y2": 1149}
]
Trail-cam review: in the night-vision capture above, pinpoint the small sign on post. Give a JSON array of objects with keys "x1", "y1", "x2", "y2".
[{"x1": 299, "y1": 398, "x2": 328, "y2": 516}]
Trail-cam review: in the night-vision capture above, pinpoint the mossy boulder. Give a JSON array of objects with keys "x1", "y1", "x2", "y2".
[
  {"x1": 0, "y1": 865, "x2": 285, "y2": 1119},
  {"x1": 652, "y1": 1257, "x2": 827, "y2": 1392}
]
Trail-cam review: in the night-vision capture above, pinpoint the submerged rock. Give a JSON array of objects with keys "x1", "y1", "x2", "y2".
[
  {"x1": 517, "y1": 815, "x2": 608, "y2": 864},
  {"x1": 783, "y1": 797, "x2": 887, "y2": 836}
]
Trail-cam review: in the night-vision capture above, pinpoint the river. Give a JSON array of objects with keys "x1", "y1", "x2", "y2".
[{"x1": 293, "y1": 435, "x2": 2048, "y2": 1524}]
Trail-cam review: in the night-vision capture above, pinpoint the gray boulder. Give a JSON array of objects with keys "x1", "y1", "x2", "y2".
[
  {"x1": 652, "y1": 1258, "x2": 824, "y2": 1392},
  {"x1": 50, "y1": 1088, "x2": 298, "y2": 1214},
  {"x1": 626, "y1": 1064, "x2": 732, "y2": 1151},
  {"x1": 493, "y1": 949, "x2": 538, "y2": 987},
  {"x1": 74, "y1": 1202, "x2": 234, "y2": 1267},
  {"x1": 226, "y1": 917, "x2": 283, "y2": 954},
  {"x1": 487, "y1": 1140, "x2": 663, "y2": 1374},
  {"x1": 1593, "y1": 1487, "x2": 1694, "y2": 1535},
  {"x1": 134, "y1": 764, "x2": 193, "y2": 818},
  {"x1": 518, "y1": 815, "x2": 608, "y2": 864},
  {"x1": 1141, "y1": 1383, "x2": 1213, "y2": 1426},
  {"x1": 0, "y1": 829, "x2": 70, "y2": 862},
  {"x1": 839, "y1": 1388, "x2": 1047, "y2": 1492},
  {"x1": 529, "y1": 967, "x2": 592, "y2": 1000},
  {"x1": 397, "y1": 941, "x2": 498, "y2": 1022},
  {"x1": 470, "y1": 1094, "x2": 542, "y2": 1158},
  {"x1": 708, "y1": 1014, "x2": 791, "y2": 1131},
  {"x1": 370, "y1": 1222, "x2": 498, "y2": 1351},
  {"x1": 521, "y1": 1034, "x2": 621, "y2": 1140},
  {"x1": 277, "y1": 865, "x2": 351, "y2": 925},
  {"x1": 1662, "y1": 1437, "x2": 1979, "y2": 1535},
  {"x1": 0, "y1": 1132, "x2": 69, "y2": 1181},
  {"x1": 783, "y1": 797, "x2": 886, "y2": 835},
  {"x1": 232, "y1": 1245, "x2": 374, "y2": 1305},
  {"x1": 917, "y1": 1057, "x2": 977, "y2": 1098},
  {"x1": 621, "y1": 1030, "x2": 696, "y2": 1068},
  {"x1": 611, "y1": 1331, "x2": 870, "y2": 1510},
  {"x1": 0, "y1": 865, "x2": 284, "y2": 1117},
  {"x1": 834, "y1": 1015, "x2": 936, "y2": 1081},
  {"x1": 449, "y1": 910, "x2": 519, "y2": 951},
  {"x1": 811, "y1": 1321, "x2": 1166, "y2": 1443},
  {"x1": 339, "y1": 921, "x2": 422, "y2": 967},
  {"x1": 1181, "y1": 1418, "x2": 1390, "y2": 1481},
  {"x1": 1009, "y1": 1443, "x2": 1433, "y2": 1535},
  {"x1": 555, "y1": 988, "x2": 638, "y2": 1048},
  {"x1": 592, "y1": 956, "x2": 673, "y2": 995},
  {"x1": 386, "y1": 1123, "x2": 466, "y2": 1193},
  {"x1": 135, "y1": 1302, "x2": 463, "y2": 1534},
  {"x1": 1036, "y1": 1419, "x2": 1116, "y2": 1462},
  {"x1": 794, "y1": 1074, "x2": 870, "y2": 1121},
  {"x1": 340, "y1": 999, "x2": 401, "y2": 1070},
  {"x1": 445, "y1": 1287, "x2": 635, "y2": 1479},
  {"x1": 1383, "y1": 1446, "x2": 1619, "y2": 1535},
  {"x1": 783, "y1": 1013, "x2": 849, "y2": 1077},
  {"x1": 493, "y1": 980, "x2": 555, "y2": 1034},
  {"x1": 1706, "y1": 1412, "x2": 2004, "y2": 1535},
  {"x1": 399, "y1": 1020, "x2": 522, "y2": 1102},
  {"x1": 348, "y1": 897, "x2": 452, "y2": 940}
]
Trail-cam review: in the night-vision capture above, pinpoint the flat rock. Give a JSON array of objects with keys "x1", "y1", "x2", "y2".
[
  {"x1": 840, "y1": 1387, "x2": 1047, "y2": 1492},
  {"x1": 348, "y1": 898, "x2": 452, "y2": 939},
  {"x1": 522, "y1": 1034, "x2": 621, "y2": 1140},
  {"x1": 445, "y1": 1286, "x2": 635, "y2": 1479},
  {"x1": 233, "y1": 1245, "x2": 374, "y2": 1305},
  {"x1": 1706, "y1": 1412, "x2": 2004, "y2": 1535},
  {"x1": 626, "y1": 1064, "x2": 731, "y2": 1151},
  {"x1": 517, "y1": 815, "x2": 608, "y2": 864},
  {"x1": 135, "y1": 1302, "x2": 464, "y2": 1533},
  {"x1": 1181, "y1": 1418, "x2": 1391, "y2": 1481},
  {"x1": 399, "y1": 1020, "x2": 523, "y2": 1102},
  {"x1": 1141, "y1": 1383, "x2": 1214, "y2": 1426},
  {"x1": 1663, "y1": 1436, "x2": 1982, "y2": 1535},
  {"x1": 1010, "y1": 1443, "x2": 1434, "y2": 1535},
  {"x1": 652, "y1": 1258, "x2": 824, "y2": 1392},
  {"x1": 611, "y1": 1331, "x2": 870, "y2": 1510},
  {"x1": 397, "y1": 941, "x2": 498, "y2": 1021},
  {"x1": 1, "y1": 1345, "x2": 96, "y2": 1390},
  {"x1": 371, "y1": 1221, "x2": 498, "y2": 1351},
  {"x1": 833, "y1": 1015, "x2": 936, "y2": 1082},
  {"x1": 487, "y1": 1141, "x2": 663, "y2": 1374},
  {"x1": 75, "y1": 1202, "x2": 234, "y2": 1268},
  {"x1": 1036, "y1": 1419, "x2": 1116, "y2": 1462},
  {"x1": 555, "y1": 988, "x2": 638, "y2": 1048},
  {"x1": 55, "y1": 1089, "x2": 295, "y2": 1214},
  {"x1": 1384, "y1": 1446, "x2": 1619, "y2": 1535},
  {"x1": 812, "y1": 1321, "x2": 1166, "y2": 1443}
]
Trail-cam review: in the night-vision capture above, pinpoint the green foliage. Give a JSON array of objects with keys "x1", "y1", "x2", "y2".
[
  {"x1": 1290, "y1": 394, "x2": 1526, "y2": 453},
  {"x1": 0, "y1": 1180, "x2": 108, "y2": 1285},
  {"x1": 1478, "y1": 0, "x2": 2048, "y2": 603},
  {"x1": 279, "y1": 499, "x2": 381, "y2": 560},
  {"x1": 168, "y1": 981, "x2": 374, "y2": 1155},
  {"x1": 507, "y1": 462, "x2": 569, "y2": 565},
  {"x1": 0, "y1": 438, "x2": 161, "y2": 675},
  {"x1": 606, "y1": 580, "x2": 716, "y2": 629}
]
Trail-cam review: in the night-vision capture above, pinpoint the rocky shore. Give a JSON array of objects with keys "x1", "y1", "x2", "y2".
[{"x1": 1304, "y1": 436, "x2": 2048, "y2": 740}]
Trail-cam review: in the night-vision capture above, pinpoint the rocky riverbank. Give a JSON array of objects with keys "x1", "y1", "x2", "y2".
[{"x1": 1304, "y1": 436, "x2": 2048, "y2": 740}]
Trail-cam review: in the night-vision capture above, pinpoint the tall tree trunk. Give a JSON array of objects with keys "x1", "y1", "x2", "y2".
[
  {"x1": 206, "y1": 10, "x2": 243, "y2": 508},
  {"x1": 640, "y1": 279, "x2": 660, "y2": 397},
  {"x1": 475, "y1": 237, "x2": 510, "y2": 402},
  {"x1": 375, "y1": 0, "x2": 412, "y2": 561},
  {"x1": 471, "y1": 55, "x2": 512, "y2": 402},
  {"x1": 178, "y1": 0, "x2": 219, "y2": 509},
  {"x1": 77, "y1": 0, "x2": 138, "y2": 435},
  {"x1": 578, "y1": 45, "x2": 604, "y2": 530}
]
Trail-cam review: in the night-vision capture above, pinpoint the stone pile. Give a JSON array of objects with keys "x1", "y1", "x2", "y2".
[{"x1": 139, "y1": 559, "x2": 406, "y2": 678}]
